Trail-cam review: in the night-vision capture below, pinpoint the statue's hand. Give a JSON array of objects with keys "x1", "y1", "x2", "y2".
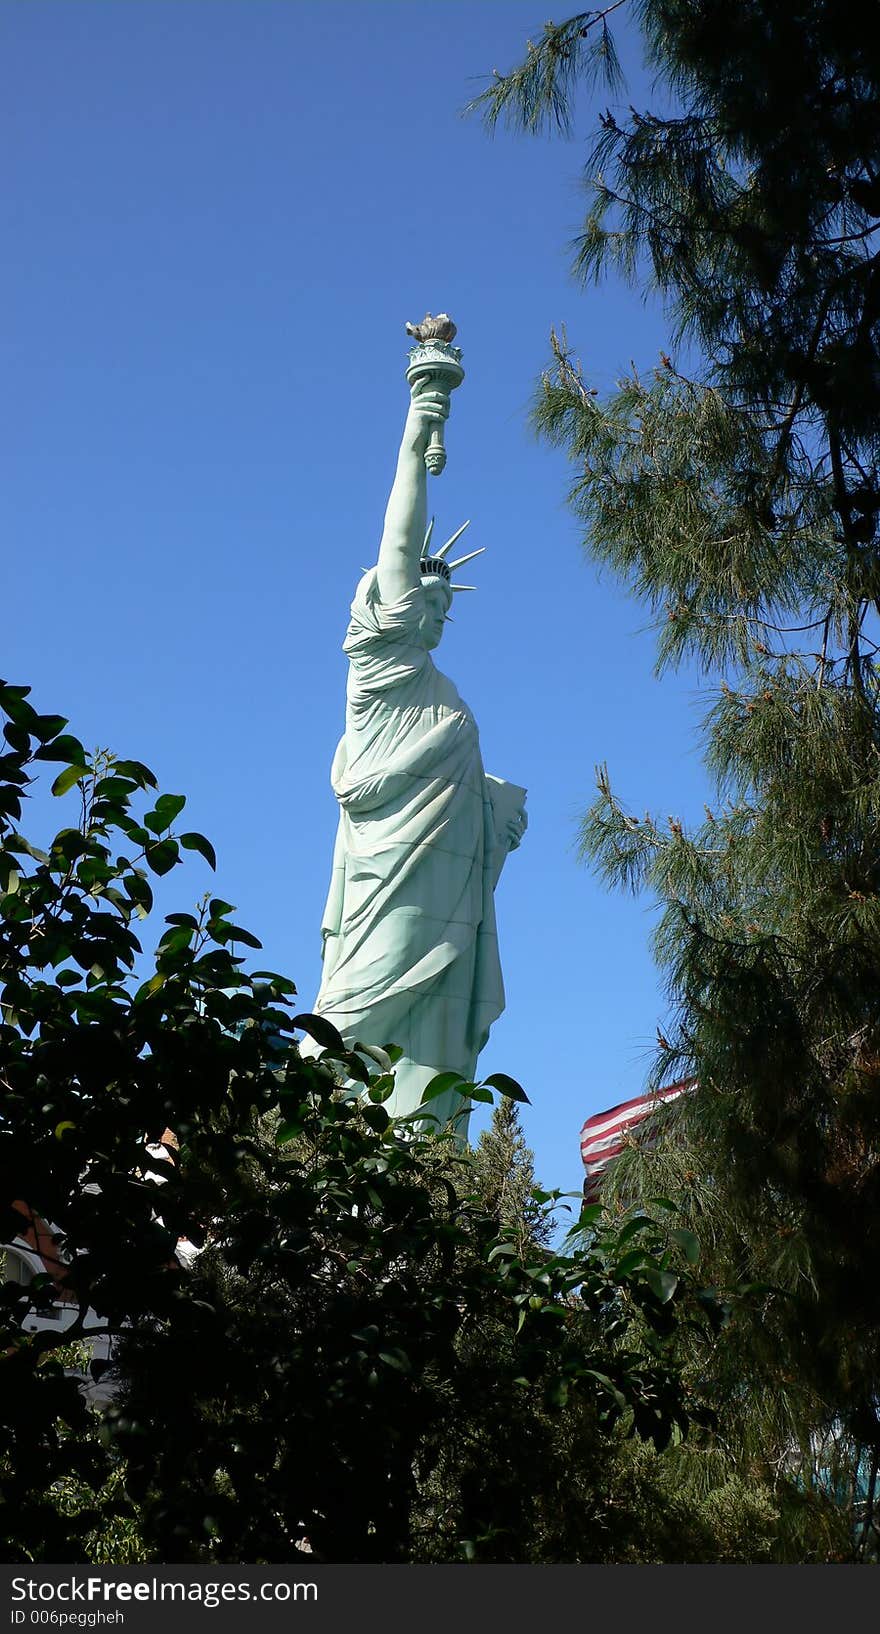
[{"x1": 403, "y1": 380, "x2": 450, "y2": 456}]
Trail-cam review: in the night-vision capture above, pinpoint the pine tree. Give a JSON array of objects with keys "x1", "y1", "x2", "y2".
[
  {"x1": 471, "y1": 0, "x2": 880, "y2": 1544},
  {"x1": 473, "y1": 1098, "x2": 551, "y2": 1252}
]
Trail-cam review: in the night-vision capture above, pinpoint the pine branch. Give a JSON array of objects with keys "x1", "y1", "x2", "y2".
[{"x1": 465, "y1": 8, "x2": 626, "y2": 136}]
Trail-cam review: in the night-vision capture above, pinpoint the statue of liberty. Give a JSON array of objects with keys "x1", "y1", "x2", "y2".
[{"x1": 305, "y1": 317, "x2": 527, "y2": 1138}]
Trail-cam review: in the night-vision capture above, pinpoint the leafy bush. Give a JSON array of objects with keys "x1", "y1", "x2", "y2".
[{"x1": 0, "y1": 681, "x2": 716, "y2": 1562}]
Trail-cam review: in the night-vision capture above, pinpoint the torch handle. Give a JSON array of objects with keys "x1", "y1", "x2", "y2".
[
  {"x1": 405, "y1": 346, "x2": 464, "y2": 480},
  {"x1": 425, "y1": 421, "x2": 447, "y2": 476}
]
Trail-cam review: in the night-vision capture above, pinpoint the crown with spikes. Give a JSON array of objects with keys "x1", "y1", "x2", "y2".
[{"x1": 419, "y1": 518, "x2": 485, "y2": 593}]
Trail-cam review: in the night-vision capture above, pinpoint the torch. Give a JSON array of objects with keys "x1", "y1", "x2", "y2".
[{"x1": 404, "y1": 312, "x2": 465, "y2": 476}]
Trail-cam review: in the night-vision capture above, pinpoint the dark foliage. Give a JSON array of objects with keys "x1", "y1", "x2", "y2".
[{"x1": 0, "y1": 682, "x2": 717, "y2": 1563}]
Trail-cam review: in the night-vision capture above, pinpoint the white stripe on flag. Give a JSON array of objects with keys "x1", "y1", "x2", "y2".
[{"x1": 580, "y1": 1079, "x2": 694, "y2": 1188}]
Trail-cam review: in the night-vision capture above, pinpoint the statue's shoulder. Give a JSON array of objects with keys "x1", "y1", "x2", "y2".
[{"x1": 345, "y1": 575, "x2": 424, "y2": 655}]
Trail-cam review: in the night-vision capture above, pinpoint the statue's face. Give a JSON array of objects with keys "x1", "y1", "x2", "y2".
[{"x1": 420, "y1": 581, "x2": 452, "y2": 650}]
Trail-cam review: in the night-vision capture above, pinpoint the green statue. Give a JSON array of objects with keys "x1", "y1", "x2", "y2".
[{"x1": 306, "y1": 318, "x2": 527, "y2": 1138}]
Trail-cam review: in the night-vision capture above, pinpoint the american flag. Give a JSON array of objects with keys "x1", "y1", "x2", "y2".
[{"x1": 580, "y1": 1078, "x2": 695, "y2": 1204}]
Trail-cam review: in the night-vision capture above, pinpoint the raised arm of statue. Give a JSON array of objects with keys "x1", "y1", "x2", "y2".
[{"x1": 376, "y1": 382, "x2": 450, "y2": 604}]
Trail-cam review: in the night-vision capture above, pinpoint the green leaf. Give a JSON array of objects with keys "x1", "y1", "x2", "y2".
[
  {"x1": 145, "y1": 838, "x2": 179, "y2": 876},
  {"x1": 670, "y1": 1226, "x2": 701, "y2": 1265},
  {"x1": 616, "y1": 1214, "x2": 655, "y2": 1247},
  {"x1": 93, "y1": 775, "x2": 136, "y2": 799},
  {"x1": 351, "y1": 1325, "x2": 379, "y2": 1346},
  {"x1": 644, "y1": 1268, "x2": 679, "y2": 1304},
  {"x1": 33, "y1": 733, "x2": 86, "y2": 764},
  {"x1": 114, "y1": 759, "x2": 158, "y2": 789},
  {"x1": 378, "y1": 1349, "x2": 411, "y2": 1373},
  {"x1": 114, "y1": 815, "x2": 150, "y2": 846},
  {"x1": 576, "y1": 1202, "x2": 603, "y2": 1228},
  {"x1": 276, "y1": 1119, "x2": 305, "y2": 1146},
  {"x1": 0, "y1": 686, "x2": 36, "y2": 728},
  {"x1": 615, "y1": 1247, "x2": 650, "y2": 1275},
  {"x1": 144, "y1": 794, "x2": 186, "y2": 834},
  {"x1": 226, "y1": 925, "x2": 262, "y2": 950},
  {"x1": 3, "y1": 720, "x2": 30, "y2": 753},
  {"x1": 134, "y1": 972, "x2": 166, "y2": 1002},
  {"x1": 32, "y1": 713, "x2": 68, "y2": 743},
  {"x1": 4, "y1": 836, "x2": 47, "y2": 863},
  {"x1": 466, "y1": 1084, "x2": 494, "y2": 1103},
  {"x1": 51, "y1": 763, "x2": 87, "y2": 797},
  {"x1": 481, "y1": 1071, "x2": 530, "y2": 1104},
  {"x1": 125, "y1": 872, "x2": 154, "y2": 915},
  {"x1": 320, "y1": 1049, "x2": 370, "y2": 1085},
  {"x1": 367, "y1": 1075, "x2": 395, "y2": 1103},
  {"x1": 156, "y1": 790, "x2": 186, "y2": 819},
  {"x1": 351, "y1": 1040, "x2": 394, "y2": 1072},
  {"x1": 157, "y1": 925, "x2": 194, "y2": 955},
  {"x1": 362, "y1": 1105, "x2": 390, "y2": 1134},
  {"x1": 180, "y1": 831, "x2": 217, "y2": 869},
  {"x1": 583, "y1": 1369, "x2": 628, "y2": 1410},
  {"x1": 251, "y1": 970, "x2": 298, "y2": 995},
  {"x1": 487, "y1": 1241, "x2": 518, "y2": 1261},
  {"x1": 420, "y1": 1070, "x2": 467, "y2": 1103},
  {"x1": 292, "y1": 1012, "x2": 345, "y2": 1051}
]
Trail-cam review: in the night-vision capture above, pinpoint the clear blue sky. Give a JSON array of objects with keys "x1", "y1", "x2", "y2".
[{"x1": 2, "y1": 0, "x2": 711, "y2": 1198}]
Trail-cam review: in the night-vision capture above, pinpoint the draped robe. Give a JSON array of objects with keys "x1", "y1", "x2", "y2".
[{"x1": 312, "y1": 571, "x2": 505, "y2": 1130}]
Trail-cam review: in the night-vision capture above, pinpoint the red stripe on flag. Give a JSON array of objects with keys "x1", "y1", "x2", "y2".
[{"x1": 579, "y1": 1078, "x2": 695, "y2": 1202}]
